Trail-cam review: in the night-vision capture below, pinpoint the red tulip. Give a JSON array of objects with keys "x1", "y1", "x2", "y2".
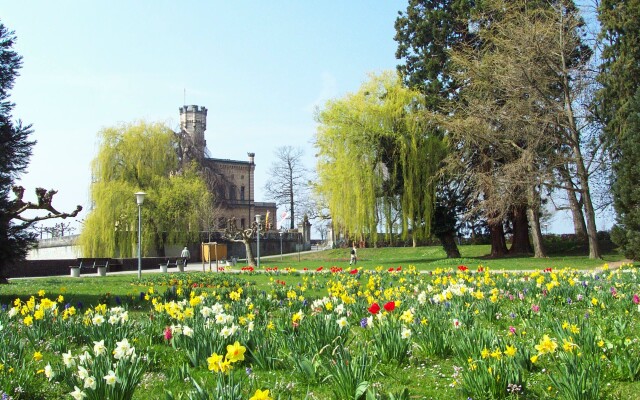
[
  {"x1": 350, "y1": 269, "x2": 358, "y2": 275},
  {"x1": 368, "y1": 302, "x2": 381, "y2": 314},
  {"x1": 383, "y1": 301, "x2": 395, "y2": 312}
]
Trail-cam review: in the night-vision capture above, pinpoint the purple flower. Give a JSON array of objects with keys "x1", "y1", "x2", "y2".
[
  {"x1": 567, "y1": 298, "x2": 572, "y2": 305},
  {"x1": 360, "y1": 317, "x2": 368, "y2": 328}
]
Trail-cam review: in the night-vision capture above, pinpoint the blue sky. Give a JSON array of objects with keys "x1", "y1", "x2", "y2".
[{"x1": 4, "y1": 1, "x2": 612, "y2": 235}]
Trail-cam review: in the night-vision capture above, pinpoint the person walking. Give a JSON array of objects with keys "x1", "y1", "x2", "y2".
[
  {"x1": 349, "y1": 244, "x2": 357, "y2": 265},
  {"x1": 180, "y1": 246, "x2": 191, "y2": 268}
]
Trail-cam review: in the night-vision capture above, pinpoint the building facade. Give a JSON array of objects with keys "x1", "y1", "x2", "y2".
[{"x1": 179, "y1": 105, "x2": 277, "y2": 231}]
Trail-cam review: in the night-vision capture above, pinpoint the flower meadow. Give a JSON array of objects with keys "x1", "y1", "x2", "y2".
[{"x1": 0, "y1": 264, "x2": 639, "y2": 399}]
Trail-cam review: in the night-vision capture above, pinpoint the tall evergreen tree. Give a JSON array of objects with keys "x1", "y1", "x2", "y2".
[
  {"x1": 0, "y1": 21, "x2": 36, "y2": 279},
  {"x1": 610, "y1": 90, "x2": 640, "y2": 260},
  {"x1": 597, "y1": 0, "x2": 640, "y2": 259}
]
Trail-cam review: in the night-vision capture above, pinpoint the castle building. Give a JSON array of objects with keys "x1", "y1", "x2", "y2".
[{"x1": 179, "y1": 105, "x2": 277, "y2": 231}]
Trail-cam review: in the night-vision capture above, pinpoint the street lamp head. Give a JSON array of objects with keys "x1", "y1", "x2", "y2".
[
  {"x1": 135, "y1": 191, "x2": 146, "y2": 206},
  {"x1": 255, "y1": 214, "x2": 261, "y2": 224}
]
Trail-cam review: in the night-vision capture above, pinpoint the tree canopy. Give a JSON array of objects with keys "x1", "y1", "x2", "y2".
[
  {"x1": 80, "y1": 121, "x2": 211, "y2": 257},
  {"x1": 0, "y1": 21, "x2": 35, "y2": 277},
  {"x1": 314, "y1": 71, "x2": 446, "y2": 244}
]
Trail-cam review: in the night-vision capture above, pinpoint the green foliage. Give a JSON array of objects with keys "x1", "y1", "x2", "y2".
[
  {"x1": 314, "y1": 71, "x2": 446, "y2": 242},
  {"x1": 610, "y1": 90, "x2": 640, "y2": 260},
  {"x1": 596, "y1": 0, "x2": 640, "y2": 146},
  {"x1": 0, "y1": 21, "x2": 36, "y2": 277},
  {"x1": 80, "y1": 121, "x2": 211, "y2": 257}
]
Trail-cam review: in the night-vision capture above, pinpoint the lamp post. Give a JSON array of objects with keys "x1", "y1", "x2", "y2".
[
  {"x1": 135, "y1": 191, "x2": 146, "y2": 280},
  {"x1": 255, "y1": 214, "x2": 261, "y2": 269},
  {"x1": 279, "y1": 229, "x2": 284, "y2": 261}
]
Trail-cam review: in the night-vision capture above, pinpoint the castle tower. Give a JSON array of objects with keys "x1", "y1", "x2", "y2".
[{"x1": 179, "y1": 105, "x2": 207, "y2": 157}]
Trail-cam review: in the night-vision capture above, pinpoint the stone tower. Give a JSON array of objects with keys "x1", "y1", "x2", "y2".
[{"x1": 179, "y1": 105, "x2": 207, "y2": 157}]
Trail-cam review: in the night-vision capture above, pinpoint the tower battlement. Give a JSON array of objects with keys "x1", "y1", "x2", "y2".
[{"x1": 179, "y1": 105, "x2": 207, "y2": 157}]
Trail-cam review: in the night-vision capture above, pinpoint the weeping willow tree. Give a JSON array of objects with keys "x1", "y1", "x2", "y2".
[
  {"x1": 314, "y1": 71, "x2": 446, "y2": 245},
  {"x1": 79, "y1": 121, "x2": 211, "y2": 257}
]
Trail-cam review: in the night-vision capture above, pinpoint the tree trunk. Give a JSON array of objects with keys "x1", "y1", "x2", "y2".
[
  {"x1": 560, "y1": 32, "x2": 601, "y2": 259},
  {"x1": 243, "y1": 239, "x2": 256, "y2": 267},
  {"x1": 437, "y1": 230, "x2": 461, "y2": 258},
  {"x1": 509, "y1": 204, "x2": 532, "y2": 254},
  {"x1": 488, "y1": 218, "x2": 508, "y2": 257},
  {"x1": 528, "y1": 207, "x2": 547, "y2": 258},
  {"x1": 558, "y1": 165, "x2": 587, "y2": 240},
  {"x1": 527, "y1": 185, "x2": 547, "y2": 258}
]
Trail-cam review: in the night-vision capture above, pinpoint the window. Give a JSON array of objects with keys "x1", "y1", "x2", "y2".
[
  {"x1": 240, "y1": 186, "x2": 245, "y2": 200},
  {"x1": 241, "y1": 218, "x2": 246, "y2": 229}
]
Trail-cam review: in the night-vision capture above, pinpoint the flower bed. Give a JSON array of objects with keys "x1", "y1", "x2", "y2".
[{"x1": 0, "y1": 264, "x2": 639, "y2": 399}]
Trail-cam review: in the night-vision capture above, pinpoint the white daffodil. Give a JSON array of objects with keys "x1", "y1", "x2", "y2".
[
  {"x1": 83, "y1": 376, "x2": 97, "y2": 390},
  {"x1": 70, "y1": 386, "x2": 86, "y2": 400},
  {"x1": 92, "y1": 314, "x2": 105, "y2": 326},
  {"x1": 182, "y1": 325, "x2": 194, "y2": 337},
  {"x1": 103, "y1": 370, "x2": 118, "y2": 386},
  {"x1": 401, "y1": 327, "x2": 412, "y2": 339},
  {"x1": 93, "y1": 340, "x2": 106, "y2": 356},
  {"x1": 62, "y1": 350, "x2": 75, "y2": 368}
]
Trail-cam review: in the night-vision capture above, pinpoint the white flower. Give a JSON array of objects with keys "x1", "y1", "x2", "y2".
[
  {"x1": 93, "y1": 340, "x2": 106, "y2": 356},
  {"x1": 83, "y1": 376, "x2": 96, "y2": 390},
  {"x1": 182, "y1": 325, "x2": 194, "y2": 337},
  {"x1": 62, "y1": 350, "x2": 76, "y2": 368},
  {"x1": 77, "y1": 365, "x2": 89, "y2": 380},
  {"x1": 92, "y1": 314, "x2": 105, "y2": 326},
  {"x1": 171, "y1": 324, "x2": 183, "y2": 335},
  {"x1": 248, "y1": 321, "x2": 255, "y2": 332},
  {"x1": 200, "y1": 306, "x2": 212, "y2": 318},
  {"x1": 337, "y1": 317, "x2": 348, "y2": 329},
  {"x1": 229, "y1": 324, "x2": 239, "y2": 336},
  {"x1": 366, "y1": 316, "x2": 374, "y2": 329},
  {"x1": 103, "y1": 370, "x2": 118, "y2": 386},
  {"x1": 78, "y1": 351, "x2": 92, "y2": 365},
  {"x1": 401, "y1": 327, "x2": 412, "y2": 339},
  {"x1": 8, "y1": 307, "x2": 19, "y2": 318},
  {"x1": 211, "y1": 303, "x2": 224, "y2": 315},
  {"x1": 44, "y1": 363, "x2": 54, "y2": 381},
  {"x1": 215, "y1": 314, "x2": 226, "y2": 324},
  {"x1": 220, "y1": 326, "x2": 233, "y2": 338},
  {"x1": 108, "y1": 315, "x2": 119, "y2": 325},
  {"x1": 70, "y1": 385, "x2": 86, "y2": 400},
  {"x1": 335, "y1": 303, "x2": 345, "y2": 315},
  {"x1": 417, "y1": 291, "x2": 427, "y2": 305},
  {"x1": 113, "y1": 338, "x2": 134, "y2": 360}
]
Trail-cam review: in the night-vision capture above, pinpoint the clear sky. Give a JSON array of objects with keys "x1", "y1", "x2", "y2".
[{"x1": 4, "y1": 1, "x2": 613, "y2": 236}]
